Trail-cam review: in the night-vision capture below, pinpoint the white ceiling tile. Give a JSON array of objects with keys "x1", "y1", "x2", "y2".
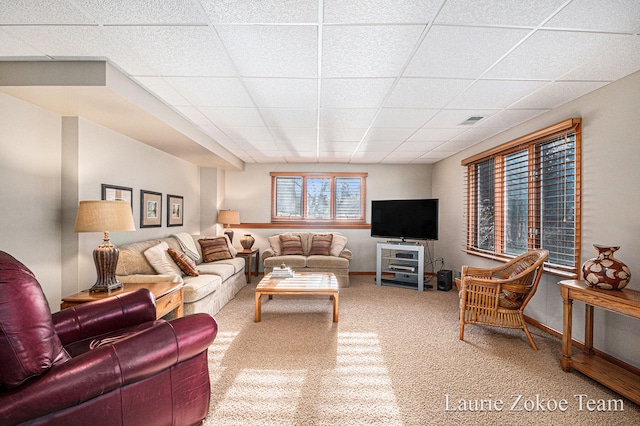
[
  {"x1": 319, "y1": 127, "x2": 367, "y2": 142},
  {"x1": 105, "y1": 25, "x2": 236, "y2": 76},
  {"x1": 350, "y1": 151, "x2": 387, "y2": 163},
  {"x1": 134, "y1": 77, "x2": 191, "y2": 106},
  {"x1": 545, "y1": 0, "x2": 640, "y2": 32},
  {"x1": 200, "y1": 0, "x2": 317, "y2": 23},
  {"x1": 173, "y1": 106, "x2": 213, "y2": 126},
  {"x1": 486, "y1": 30, "x2": 630, "y2": 80},
  {"x1": 424, "y1": 109, "x2": 500, "y2": 128},
  {"x1": 0, "y1": 30, "x2": 43, "y2": 56},
  {"x1": 405, "y1": 26, "x2": 530, "y2": 79},
  {"x1": 291, "y1": 152, "x2": 322, "y2": 162},
  {"x1": 244, "y1": 78, "x2": 317, "y2": 108},
  {"x1": 382, "y1": 151, "x2": 424, "y2": 160},
  {"x1": 271, "y1": 127, "x2": 317, "y2": 143},
  {"x1": 318, "y1": 153, "x2": 351, "y2": 163},
  {"x1": 0, "y1": 0, "x2": 91, "y2": 24},
  {"x1": 385, "y1": 78, "x2": 472, "y2": 108},
  {"x1": 372, "y1": 108, "x2": 438, "y2": 127},
  {"x1": 478, "y1": 109, "x2": 548, "y2": 129},
  {"x1": 200, "y1": 125, "x2": 235, "y2": 144},
  {"x1": 215, "y1": 25, "x2": 317, "y2": 77},
  {"x1": 561, "y1": 35, "x2": 640, "y2": 81},
  {"x1": 321, "y1": 78, "x2": 395, "y2": 108},
  {"x1": 364, "y1": 128, "x2": 416, "y2": 143},
  {"x1": 164, "y1": 77, "x2": 253, "y2": 107},
  {"x1": 200, "y1": 107, "x2": 264, "y2": 127},
  {"x1": 248, "y1": 151, "x2": 287, "y2": 162},
  {"x1": 320, "y1": 108, "x2": 377, "y2": 128},
  {"x1": 260, "y1": 108, "x2": 318, "y2": 127},
  {"x1": 395, "y1": 141, "x2": 444, "y2": 152},
  {"x1": 217, "y1": 126, "x2": 274, "y2": 143},
  {"x1": 237, "y1": 139, "x2": 279, "y2": 150},
  {"x1": 511, "y1": 81, "x2": 608, "y2": 109},
  {"x1": 449, "y1": 127, "x2": 505, "y2": 143},
  {"x1": 359, "y1": 141, "x2": 402, "y2": 151},
  {"x1": 408, "y1": 128, "x2": 467, "y2": 142},
  {"x1": 412, "y1": 157, "x2": 439, "y2": 164},
  {"x1": 322, "y1": 25, "x2": 425, "y2": 77},
  {"x1": 436, "y1": 0, "x2": 568, "y2": 26},
  {"x1": 448, "y1": 80, "x2": 548, "y2": 109},
  {"x1": 319, "y1": 141, "x2": 360, "y2": 152},
  {"x1": 324, "y1": 0, "x2": 441, "y2": 24},
  {"x1": 77, "y1": 0, "x2": 206, "y2": 24}
]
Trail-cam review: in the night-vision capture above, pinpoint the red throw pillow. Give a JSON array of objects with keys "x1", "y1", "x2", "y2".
[
  {"x1": 309, "y1": 234, "x2": 333, "y2": 256},
  {"x1": 199, "y1": 237, "x2": 233, "y2": 262},
  {"x1": 167, "y1": 248, "x2": 199, "y2": 276},
  {"x1": 279, "y1": 234, "x2": 304, "y2": 255}
]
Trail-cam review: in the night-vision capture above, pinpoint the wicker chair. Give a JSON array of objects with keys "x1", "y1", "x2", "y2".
[{"x1": 458, "y1": 249, "x2": 549, "y2": 350}]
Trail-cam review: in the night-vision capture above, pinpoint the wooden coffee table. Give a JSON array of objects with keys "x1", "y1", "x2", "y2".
[
  {"x1": 255, "y1": 272, "x2": 339, "y2": 322},
  {"x1": 61, "y1": 282, "x2": 184, "y2": 320}
]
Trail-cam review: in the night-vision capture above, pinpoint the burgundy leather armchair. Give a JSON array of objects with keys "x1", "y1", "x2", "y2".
[{"x1": 0, "y1": 251, "x2": 217, "y2": 425}]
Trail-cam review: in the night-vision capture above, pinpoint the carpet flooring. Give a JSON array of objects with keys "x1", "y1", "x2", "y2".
[{"x1": 203, "y1": 275, "x2": 639, "y2": 425}]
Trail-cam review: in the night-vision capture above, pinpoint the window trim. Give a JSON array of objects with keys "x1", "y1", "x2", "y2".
[
  {"x1": 270, "y1": 172, "x2": 367, "y2": 225},
  {"x1": 462, "y1": 118, "x2": 582, "y2": 277}
]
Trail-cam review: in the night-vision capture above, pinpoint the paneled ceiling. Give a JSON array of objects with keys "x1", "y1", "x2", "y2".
[{"x1": 1, "y1": 0, "x2": 640, "y2": 165}]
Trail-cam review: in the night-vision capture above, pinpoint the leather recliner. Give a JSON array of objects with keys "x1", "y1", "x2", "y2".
[{"x1": 0, "y1": 251, "x2": 218, "y2": 425}]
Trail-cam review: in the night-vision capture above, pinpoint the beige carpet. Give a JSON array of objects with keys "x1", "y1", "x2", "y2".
[{"x1": 203, "y1": 275, "x2": 639, "y2": 425}]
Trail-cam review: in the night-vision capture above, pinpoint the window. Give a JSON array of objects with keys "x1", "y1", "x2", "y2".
[
  {"x1": 463, "y1": 119, "x2": 581, "y2": 276},
  {"x1": 271, "y1": 172, "x2": 367, "y2": 224}
]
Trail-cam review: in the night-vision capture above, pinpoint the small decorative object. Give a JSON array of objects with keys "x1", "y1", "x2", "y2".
[
  {"x1": 582, "y1": 245, "x2": 631, "y2": 290},
  {"x1": 280, "y1": 262, "x2": 286, "y2": 269},
  {"x1": 240, "y1": 234, "x2": 255, "y2": 249}
]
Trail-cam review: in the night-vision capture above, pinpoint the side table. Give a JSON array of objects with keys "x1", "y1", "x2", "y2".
[
  {"x1": 61, "y1": 282, "x2": 184, "y2": 319},
  {"x1": 237, "y1": 247, "x2": 259, "y2": 283}
]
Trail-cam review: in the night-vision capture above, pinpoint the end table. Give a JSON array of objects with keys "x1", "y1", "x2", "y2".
[{"x1": 237, "y1": 247, "x2": 259, "y2": 283}]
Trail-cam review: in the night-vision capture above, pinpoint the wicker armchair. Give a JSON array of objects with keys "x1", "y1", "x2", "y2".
[{"x1": 458, "y1": 249, "x2": 549, "y2": 350}]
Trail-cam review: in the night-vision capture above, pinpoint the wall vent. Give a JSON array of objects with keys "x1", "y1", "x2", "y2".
[{"x1": 460, "y1": 116, "x2": 485, "y2": 125}]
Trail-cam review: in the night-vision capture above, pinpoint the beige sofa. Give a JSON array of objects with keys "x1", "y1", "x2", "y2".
[
  {"x1": 115, "y1": 234, "x2": 246, "y2": 317},
  {"x1": 261, "y1": 232, "x2": 352, "y2": 287}
]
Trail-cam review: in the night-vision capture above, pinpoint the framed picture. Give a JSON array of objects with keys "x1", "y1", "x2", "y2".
[
  {"x1": 140, "y1": 190, "x2": 162, "y2": 228},
  {"x1": 101, "y1": 184, "x2": 133, "y2": 210},
  {"x1": 167, "y1": 194, "x2": 184, "y2": 227}
]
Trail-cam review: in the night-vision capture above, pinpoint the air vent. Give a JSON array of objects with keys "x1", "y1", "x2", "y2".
[{"x1": 460, "y1": 116, "x2": 485, "y2": 126}]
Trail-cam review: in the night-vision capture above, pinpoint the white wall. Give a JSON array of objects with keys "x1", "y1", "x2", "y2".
[
  {"x1": 224, "y1": 163, "x2": 433, "y2": 272},
  {"x1": 432, "y1": 70, "x2": 640, "y2": 368}
]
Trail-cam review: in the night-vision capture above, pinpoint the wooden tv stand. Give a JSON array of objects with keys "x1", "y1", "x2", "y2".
[{"x1": 558, "y1": 279, "x2": 640, "y2": 405}]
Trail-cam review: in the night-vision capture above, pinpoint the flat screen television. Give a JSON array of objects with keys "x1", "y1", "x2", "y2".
[{"x1": 370, "y1": 199, "x2": 438, "y2": 241}]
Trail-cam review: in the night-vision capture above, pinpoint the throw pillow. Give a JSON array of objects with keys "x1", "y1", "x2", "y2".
[
  {"x1": 309, "y1": 233, "x2": 333, "y2": 256},
  {"x1": 199, "y1": 237, "x2": 233, "y2": 262},
  {"x1": 268, "y1": 235, "x2": 282, "y2": 256},
  {"x1": 330, "y1": 233, "x2": 348, "y2": 257},
  {"x1": 279, "y1": 234, "x2": 304, "y2": 255},
  {"x1": 167, "y1": 247, "x2": 199, "y2": 277},
  {"x1": 143, "y1": 242, "x2": 182, "y2": 276}
]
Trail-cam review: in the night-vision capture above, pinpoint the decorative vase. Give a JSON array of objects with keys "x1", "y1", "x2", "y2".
[
  {"x1": 240, "y1": 234, "x2": 255, "y2": 250},
  {"x1": 582, "y1": 245, "x2": 631, "y2": 290}
]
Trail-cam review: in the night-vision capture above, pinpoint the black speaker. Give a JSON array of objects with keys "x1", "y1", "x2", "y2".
[{"x1": 437, "y1": 270, "x2": 453, "y2": 291}]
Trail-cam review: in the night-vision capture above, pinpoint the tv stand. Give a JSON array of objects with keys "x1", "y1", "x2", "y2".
[{"x1": 376, "y1": 242, "x2": 425, "y2": 291}]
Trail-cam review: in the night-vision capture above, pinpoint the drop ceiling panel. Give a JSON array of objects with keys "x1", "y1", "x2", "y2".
[
  {"x1": 320, "y1": 108, "x2": 378, "y2": 128},
  {"x1": 0, "y1": 0, "x2": 91, "y2": 24},
  {"x1": 424, "y1": 109, "x2": 500, "y2": 128},
  {"x1": 323, "y1": 0, "x2": 441, "y2": 24},
  {"x1": 322, "y1": 25, "x2": 425, "y2": 77},
  {"x1": 372, "y1": 108, "x2": 438, "y2": 128},
  {"x1": 218, "y1": 126, "x2": 274, "y2": 144},
  {"x1": 0, "y1": 31, "x2": 43, "y2": 56},
  {"x1": 321, "y1": 78, "x2": 395, "y2": 108},
  {"x1": 244, "y1": 78, "x2": 317, "y2": 108},
  {"x1": 364, "y1": 127, "x2": 416, "y2": 143},
  {"x1": 385, "y1": 78, "x2": 472, "y2": 108},
  {"x1": 77, "y1": 0, "x2": 206, "y2": 24},
  {"x1": 260, "y1": 108, "x2": 318, "y2": 128},
  {"x1": 477, "y1": 109, "x2": 548, "y2": 129},
  {"x1": 319, "y1": 127, "x2": 367, "y2": 142},
  {"x1": 199, "y1": 107, "x2": 264, "y2": 127},
  {"x1": 561, "y1": 35, "x2": 640, "y2": 81},
  {"x1": 436, "y1": 0, "x2": 568, "y2": 26},
  {"x1": 134, "y1": 77, "x2": 191, "y2": 106},
  {"x1": 173, "y1": 106, "x2": 213, "y2": 126},
  {"x1": 395, "y1": 141, "x2": 443, "y2": 152},
  {"x1": 164, "y1": 77, "x2": 254, "y2": 107},
  {"x1": 105, "y1": 25, "x2": 236, "y2": 76},
  {"x1": 447, "y1": 80, "x2": 548, "y2": 109},
  {"x1": 200, "y1": 0, "x2": 318, "y2": 24},
  {"x1": 319, "y1": 141, "x2": 360, "y2": 152},
  {"x1": 511, "y1": 80, "x2": 608, "y2": 109},
  {"x1": 544, "y1": 0, "x2": 640, "y2": 32},
  {"x1": 405, "y1": 26, "x2": 530, "y2": 79},
  {"x1": 215, "y1": 25, "x2": 317, "y2": 77},
  {"x1": 271, "y1": 127, "x2": 317, "y2": 143},
  {"x1": 358, "y1": 141, "x2": 402, "y2": 151},
  {"x1": 408, "y1": 127, "x2": 467, "y2": 142},
  {"x1": 485, "y1": 30, "x2": 630, "y2": 81}
]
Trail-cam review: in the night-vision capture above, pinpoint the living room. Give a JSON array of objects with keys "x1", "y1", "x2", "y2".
[{"x1": 2, "y1": 1, "x2": 640, "y2": 424}]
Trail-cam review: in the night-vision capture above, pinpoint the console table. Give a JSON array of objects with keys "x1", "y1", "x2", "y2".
[{"x1": 558, "y1": 279, "x2": 640, "y2": 405}]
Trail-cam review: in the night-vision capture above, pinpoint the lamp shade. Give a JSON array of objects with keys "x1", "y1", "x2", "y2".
[
  {"x1": 74, "y1": 200, "x2": 136, "y2": 233},
  {"x1": 217, "y1": 209, "x2": 240, "y2": 225}
]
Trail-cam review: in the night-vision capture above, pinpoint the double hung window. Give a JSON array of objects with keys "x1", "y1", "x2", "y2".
[
  {"x1": 271, "y1": 172, "x2": 367, "y2": 224},
  {"x1": 463, "y1": 119, "x2": 581, "y2": 276}
]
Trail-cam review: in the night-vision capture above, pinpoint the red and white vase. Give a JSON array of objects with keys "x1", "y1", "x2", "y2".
[{"x1": 582, "y1": 245, "x2": 631, "y2": 290}]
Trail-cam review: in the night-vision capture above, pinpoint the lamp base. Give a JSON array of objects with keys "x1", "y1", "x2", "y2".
[
  {"x1": 224, "y1": 229, "x2": 234, "y2": 243},
  {"x1": 90, "y1": 241, "x2": 123, "y2": 292}
]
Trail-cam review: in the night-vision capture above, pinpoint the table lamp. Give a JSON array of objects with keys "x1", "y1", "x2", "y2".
[
  {"x1": 74, "y1": 200, "x2": 136, "y2": 292},
  {"x1": 217, "y1": 209, "x2": 240, "y2": 243}
]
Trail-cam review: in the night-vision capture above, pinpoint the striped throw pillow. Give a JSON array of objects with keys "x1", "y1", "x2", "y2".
[
  {"x1": 279, "y1": 234, "x2": 304, "y2": 255},
  {"x1": 167, "y1": 247, "x2": 199, "y2": 276},
  {"x1": 199, "y1": 237, "x2": 233, "y2": 262},
  {"x1": 309, "y1": 233, "x2": 333, "y2": 256}
]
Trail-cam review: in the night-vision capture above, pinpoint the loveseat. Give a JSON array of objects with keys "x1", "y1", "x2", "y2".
[
  {"x1": 262, "y1": 232, "x2": 352, "y2": 287},
  {"x1": 116, "y1": 233, "x2": 246, "y2": 317}
]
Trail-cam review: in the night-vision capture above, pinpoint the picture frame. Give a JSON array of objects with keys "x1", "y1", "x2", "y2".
[
  {"x1": 167, "y1": 194, "x2": 184, "y2": 227},
  {"x1": 140, "y1": 190, "x2": 162, "y2": 228},
  {"x1": 101, "y1": 184, "x2": 133, "y2": 210}
]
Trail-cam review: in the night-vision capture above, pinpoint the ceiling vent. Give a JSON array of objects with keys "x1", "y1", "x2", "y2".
[{"x1": 460, "y1": 116, "x2": 485, "y2": 126}]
